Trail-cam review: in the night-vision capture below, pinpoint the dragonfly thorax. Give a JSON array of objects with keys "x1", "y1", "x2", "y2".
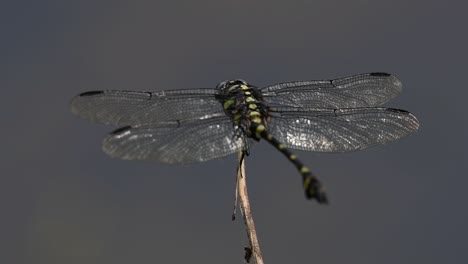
[{"x1": 216, "y1": 80, "x2": 269, "y2": 140}]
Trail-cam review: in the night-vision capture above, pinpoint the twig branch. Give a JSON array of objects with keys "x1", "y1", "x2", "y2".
[{"x1": 236, "y1": 151, "x2": 264, "y2": 264}]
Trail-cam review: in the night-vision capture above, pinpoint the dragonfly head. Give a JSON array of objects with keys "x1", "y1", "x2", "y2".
[{"x1": 216, "y1": 79, "x2": 248, "y2": 91}]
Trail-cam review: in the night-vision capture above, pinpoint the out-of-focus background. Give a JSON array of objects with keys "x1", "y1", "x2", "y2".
[{"x1": 2, "y1": 1, "x2": 467, "y2": 263}]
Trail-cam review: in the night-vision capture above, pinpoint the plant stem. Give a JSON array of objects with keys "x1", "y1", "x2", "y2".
[{"x1": 237, "y1": 151, "x2": 264, "y2": 264}]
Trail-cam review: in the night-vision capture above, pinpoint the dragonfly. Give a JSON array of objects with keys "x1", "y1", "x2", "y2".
[{"x1": 70, "y1": 72, "x2": 419, "y2": 204}]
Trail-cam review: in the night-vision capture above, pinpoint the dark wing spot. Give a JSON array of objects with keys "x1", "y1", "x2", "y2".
[
  {"x1": 387, "y1": 108, "x2": 410, "y2": 114},
  {"x1": 79, "y1": 91, "x2": 104, "y2": 97},
  {"x1": 145, "y1": 92, "x2": 152, "y2": 99},
  {"x1": 369, "y1": 72, "x2": 391, "y2": 77},
  {"x1": 110, "y1": 125, "x2": 132, "y2": 135}
]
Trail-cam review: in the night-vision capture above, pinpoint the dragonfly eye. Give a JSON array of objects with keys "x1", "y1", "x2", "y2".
[
  {"x1": 216, "y1": 81, "x2": 228, "y2": 89},
  {"x1": 232, "y1": 79, "x2": 247, "y2": 86},
  {"x1": 216, "y1": 79, "x2": 247, "y2": 90}
]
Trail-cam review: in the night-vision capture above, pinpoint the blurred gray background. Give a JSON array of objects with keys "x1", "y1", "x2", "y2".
[{"x1": 2, "y1": 0, "x2": 467, "y2": 263}]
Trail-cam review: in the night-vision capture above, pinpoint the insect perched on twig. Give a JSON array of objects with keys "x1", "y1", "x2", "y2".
[{"x1": 70, "y1": 72, "x2": 419, "y2": 203}]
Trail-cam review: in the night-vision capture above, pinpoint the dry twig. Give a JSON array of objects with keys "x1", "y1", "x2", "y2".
[{"x1": 235, "y1": 151, "x2": 264, "y2": 264}]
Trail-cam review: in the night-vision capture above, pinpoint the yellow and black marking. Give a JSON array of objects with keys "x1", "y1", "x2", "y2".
[
  {"x1": 252, "y1": 123, "x2": 328, "y2": 203},
  {"x1": 218, "y1": 79, "x2": 327, "y2": 203},
  {"x1": 220, "y1": 81, "x2": 268, "y2": 130}
]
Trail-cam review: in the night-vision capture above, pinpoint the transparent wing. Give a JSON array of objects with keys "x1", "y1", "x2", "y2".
[
  {"x1": 70, "y1": 88, "x2": 223, "y2": 126},
  {"x1": 261, "y1": 72, "x2": 402, "y2": 108},
  {"x1": 268, "y1": 107, "x2": 419, "y2": 152},
  {"x1": 102, "y1": 115, "x2": 248, "y2": 164}
]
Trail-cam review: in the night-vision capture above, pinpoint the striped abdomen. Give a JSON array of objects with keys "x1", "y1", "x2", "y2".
[
  {"x1": 219, "y1": 80, "x2": 328, "y2": 203},
  {"x1": 250, "y1": 123, "x2": 328, "y2": 203}
]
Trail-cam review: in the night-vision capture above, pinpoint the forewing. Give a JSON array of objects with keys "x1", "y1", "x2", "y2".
[
  {"x1": 261, "y1": 73, "x2": 402, "y2": 108},
  {"x1": 268, "y1": 107, "x2": 419, "y2": 152},
  {"x1": 102, "y1": 115, "x2": 245, "y2": 164},
  {"x1": 70, "y1": 88, "x2": 223, "y2": 126}
]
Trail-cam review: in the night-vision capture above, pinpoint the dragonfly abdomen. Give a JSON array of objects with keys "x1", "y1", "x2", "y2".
[
  {"x1": 251, "y1": 123, "x2": 328, "y2": 204},
  {"x1": 219, "y1": 79, "x2": 328, "y2": 203}
]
